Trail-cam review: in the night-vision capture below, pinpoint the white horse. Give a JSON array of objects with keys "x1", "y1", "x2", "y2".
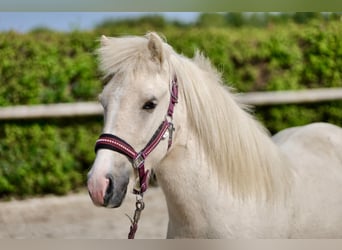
[{"x1": 87, "y1": 32, "x2": 342, "y2": 238}]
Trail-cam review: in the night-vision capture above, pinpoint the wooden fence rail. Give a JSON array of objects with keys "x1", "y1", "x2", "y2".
[{"x1": 0, "y1": 88, "x2": 342, "y2": 120}]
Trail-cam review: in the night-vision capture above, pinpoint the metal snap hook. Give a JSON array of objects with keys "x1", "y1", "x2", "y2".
[{"x1": 136, "y1": 199, "x2": 145, "y2": 211}]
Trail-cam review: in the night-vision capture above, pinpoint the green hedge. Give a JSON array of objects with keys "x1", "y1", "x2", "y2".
[
  {"x1": 1, "y1": 20, "x2": 341, "y2": 198},
  {"x1": 0, "y1": 30, "x2": 102, "y2": 105},
  {"x1": 0, "y1": 118, "x2": 101, "y2": 197}
]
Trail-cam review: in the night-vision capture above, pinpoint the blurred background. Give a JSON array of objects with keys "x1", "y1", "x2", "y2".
[
  {"x1": 0, "y1": 12, "x2": 342, "y2": 199},
  {"x1": 0, "y1": 12, "x2": 200, "y2": 32}
]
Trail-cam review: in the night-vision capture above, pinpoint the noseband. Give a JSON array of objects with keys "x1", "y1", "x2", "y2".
[{"x1": 94, "y1": 76, "x2": 178, "y2": 238}]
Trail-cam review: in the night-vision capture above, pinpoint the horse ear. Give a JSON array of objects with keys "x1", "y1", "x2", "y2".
[
  {"x1": 101, "y1": 35, "x2": 110, "y2": 46},
  {"x1": 147, "y1": 33, "x2": 164, "y2": 64}
]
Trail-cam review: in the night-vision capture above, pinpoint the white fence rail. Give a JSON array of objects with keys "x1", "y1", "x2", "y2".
[
  {"x1": 239, "y1": 87, "x2": 342, "y2": 106},
  {"x1": 0, "y1": 88, "x2": 342, "y2": 120},
  {"x1": 0, "y1": 102, "x2": 103, "y2": 120}
]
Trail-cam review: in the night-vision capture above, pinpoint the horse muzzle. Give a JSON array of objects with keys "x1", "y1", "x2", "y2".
[{"x1": 87, "y1": 172, "x2": 129, "y2": 208}]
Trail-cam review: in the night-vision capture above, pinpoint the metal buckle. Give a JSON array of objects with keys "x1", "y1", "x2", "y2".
[
  {"x1": 133, "y1": 153, "x2": 145, "y2": 169},
  {"x1": 168, "y1": 122, "x2": 174, "y2": 136},
  {"x1": 167, "y1": 122, "x2": 175, "y2": 149}
]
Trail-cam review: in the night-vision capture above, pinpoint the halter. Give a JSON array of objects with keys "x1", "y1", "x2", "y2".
[{"x1": 94, "y1": 76, "x2": 178, "y2": 239}]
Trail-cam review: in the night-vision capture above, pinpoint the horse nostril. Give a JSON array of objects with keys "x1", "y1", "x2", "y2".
[{"x1": 103, "y1": 174, "x2": 114, "y2": 206}]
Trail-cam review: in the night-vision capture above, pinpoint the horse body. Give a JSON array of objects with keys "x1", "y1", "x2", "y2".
[
  {"x1": 87, "y1": 32, "x2": 342, "y2": 238},
  {"x1": 273, "y1": 123, "x2": 342, "y2": 238}
]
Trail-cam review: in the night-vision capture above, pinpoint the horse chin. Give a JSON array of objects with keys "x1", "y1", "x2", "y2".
[{"x1": 103, "y1": 174, "x2": 129, "y2": 208}]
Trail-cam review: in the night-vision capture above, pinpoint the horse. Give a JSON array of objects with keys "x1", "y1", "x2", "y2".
[{"x1": 87, "y1": 32, "x2": 342, "y2": 238}]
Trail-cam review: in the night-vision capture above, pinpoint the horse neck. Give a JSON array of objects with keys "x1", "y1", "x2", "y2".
[
  {"x1": 156, "y1": 128, "x2": 223, "y2": 237},
  {"x1": 155, "y1": 116, "x2": 292, "y2": 238},
  {"x1": 155, "y1": 55, "x2": 292, "y2": 236}
]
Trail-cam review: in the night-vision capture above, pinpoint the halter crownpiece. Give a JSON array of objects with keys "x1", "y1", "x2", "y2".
[{"x1": 94, "y1": 76, "x2": 178, "y2": 239}]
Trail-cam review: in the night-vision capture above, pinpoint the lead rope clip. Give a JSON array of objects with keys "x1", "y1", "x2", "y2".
[{"x1": 126, "y1": 196, "x2": 145, "y2": 239}]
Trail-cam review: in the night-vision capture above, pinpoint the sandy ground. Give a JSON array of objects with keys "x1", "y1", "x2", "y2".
[{"x1": 0, "y1": 186, "x2": 168, "y2": 239}]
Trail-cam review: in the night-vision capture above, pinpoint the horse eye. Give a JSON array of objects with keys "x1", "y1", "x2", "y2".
[{"x1": 142, "y1": 99, "x2": 157, "y2": 110}]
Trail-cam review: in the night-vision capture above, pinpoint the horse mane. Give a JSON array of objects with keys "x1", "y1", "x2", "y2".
[
  {"x1": 98, "y1": 32, "x2": 292, "y2": 201},
  {"x1": 169, "y1": 49, "x2": 292, "y2": 201}
]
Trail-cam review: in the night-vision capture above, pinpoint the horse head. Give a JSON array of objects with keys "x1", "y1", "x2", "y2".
[{"x1": 87, "y1": 33, "x2": 177, "y2": 208}]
